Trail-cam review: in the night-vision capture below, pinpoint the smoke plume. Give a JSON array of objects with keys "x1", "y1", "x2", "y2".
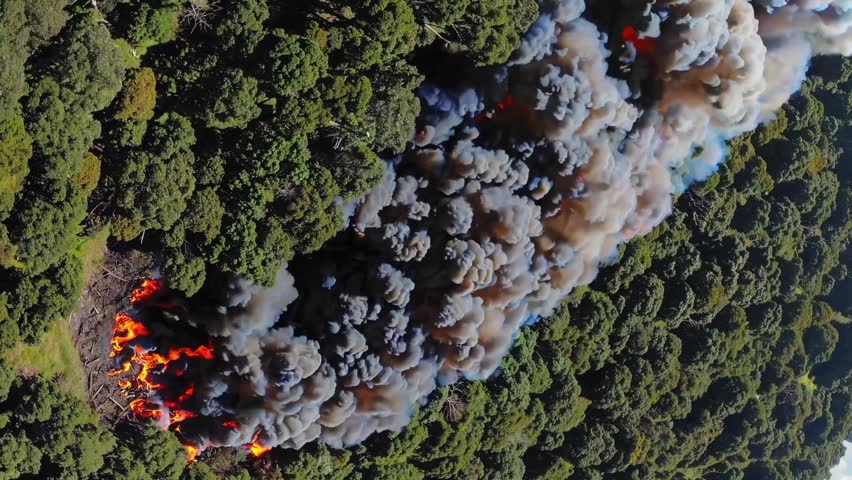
[{"x1": 109, "y1": 0, "x2": 852, "y2": 456}]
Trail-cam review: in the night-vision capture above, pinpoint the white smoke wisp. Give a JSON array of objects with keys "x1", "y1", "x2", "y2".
[{"x1": 119, "y1": 0, "x2": 852, "y2": 454}]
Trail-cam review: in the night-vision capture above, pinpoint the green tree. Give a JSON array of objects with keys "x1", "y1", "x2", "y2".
[
  {"x1": 51, "y1": 13, "x2": 127, "y2": 113},
  {"x1": 112, "y1": 113, "x2": 196, "y2": 235},
  {"x1": 0, "y1": 0, "x2": 29, "y2": 114},
  {"x1": 264, "y1": 31, "x2": 328, "y2": 97},
  {"x1": 0, "y1": 112, "x2": 32, "y2": 217},
  {"x1": 202, "y1": 68, "x2": 262, "y2": 130},
  {"x1": 0, "y1": 433, "x2": 42, "y2": 480},
  {"x1": 115, "y1": 68, "x2": 157, "y2": 121},
  {"x1": 127, "y1": 3, "x2": 180, "y2": 50},
  {"x1": 214, "y1": 0, "x2": 269, "y2": 56},
  {"x1": 99, "y1": 424, "x2": 186, "y2": 480},
  {"x1": 456, "y1": 0, "x2": 539, "y2": 66},
  {"x1": 24, "y1": 0, "x2": 69, "y2": 49}
]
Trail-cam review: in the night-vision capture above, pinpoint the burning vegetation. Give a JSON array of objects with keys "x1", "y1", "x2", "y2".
[
  {"x1": 103, "y1": 0, "x2": 852, "y2": 465},
  {"x1": 108, "y1": 278, "x2": 273, "y2": 461}
]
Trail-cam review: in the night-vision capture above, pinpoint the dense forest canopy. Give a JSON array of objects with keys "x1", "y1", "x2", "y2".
[{"x1": 0, "y1": 0, "x2": 850, "y2": 479}]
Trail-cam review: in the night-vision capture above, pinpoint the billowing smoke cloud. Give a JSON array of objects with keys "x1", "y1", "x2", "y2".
[{"x1": 110, "y1": 0, "x2": 852, "y2": 454}]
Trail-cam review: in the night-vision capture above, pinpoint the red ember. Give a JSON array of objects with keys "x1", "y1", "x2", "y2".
[{"x1": 621, "y1": 25, "x2": 657, "y2": 55}]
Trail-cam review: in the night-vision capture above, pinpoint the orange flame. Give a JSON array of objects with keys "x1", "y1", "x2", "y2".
[
  {"x1": 110, "y1": 313, "x2": 150, "y2": 358},
  {"x1": 183, "y1": 444, "x2": 200, "y2": 462},
  {"x1": 109, "y1": 278, "x2": 219, "y2": 465},
  {"x1": 248, "y1": 431, "x2": 271, "y2": 457},
  {"x1": 170, "y1": 409, "x2": 198, "y2": 424},
  {"x1": 249, "y1": 442, "x2": 271, "y2": 457},
  {"x1": 108, "y1": 361, "x2": 132, "y2": 376},
  {"x1": 124, "y1": 344, "x2": 214, "y2": 391},
  {"x1": 129, "y1": 399, "x2": 163, "y2": 421},
  {"x1": 131, "y1": 279, "x2": 165, "y2": 304}
]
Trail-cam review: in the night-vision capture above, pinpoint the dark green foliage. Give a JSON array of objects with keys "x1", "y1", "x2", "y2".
[
  {"x1": 24, "y1": 0, "x2": 70, "y2": 50},
  {"x1": 365, "y1": 61, "x2": 423, "y2": 152},
  {"x1": 163, "y1": 252, "x2": 207, "y2": 297},
  {"x1": 456, "y1": 0, "x2": 540, "y2": 66},
  {"x1": 9, "y1": 255, "x2": 83, "y2": 342},
  {"x1": 51, "y1": 14, "x2": 127, "y2": 113},
  {"x1": 0, "y1": 377, "x2": 116, "y2": 479},
  {"x1": 10, "y1": 192, "x2": 87, "y2": 273},
  {"x1": 264, "y1": 31, "x2": 328, "y2": 96},
  {"x1": 202, "y1": 69, "x2": 262, "y2": 130},
  {"x1": 0, "y1": 431, "x2": 42, "y2": 479},
  {"x1": 181, "y1": 462, "x2": 219, "y2": 480},
  {"x1": 215, "y1": 0, "x2": 270, "y2": 56},
  {"x1": 0, "y1": 0, "x2": 30, "y2": 114},
  {"x1": 127, "y1": 2, "x2": 180, "y2": 50},
  {"x1": 100, "y1": 425, "x2": 186, "y2": 480},
  {"x1": 410, "y1": 0, "x2": 539, "y2": 66},
  {"x1": 111, "y1": 113, "x2": 196, "y2": 235},
  {"x1": 0, "y1": 112, "x2": 32, "y2": 218}
]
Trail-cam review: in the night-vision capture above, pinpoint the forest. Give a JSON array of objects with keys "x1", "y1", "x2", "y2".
[{"x1": 0, "y1": 0, "x2": 850, "y2": 479}]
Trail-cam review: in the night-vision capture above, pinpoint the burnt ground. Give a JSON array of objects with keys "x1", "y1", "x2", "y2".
[{"x1": 71, "y1": 248, "x2": 155, "y2": 424}]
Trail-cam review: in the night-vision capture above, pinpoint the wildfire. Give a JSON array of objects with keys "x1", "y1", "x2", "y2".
[
  {"x1": 249, "y1": 441, "x2": 272, "y2": 457},
  {"x1": 177, "y1": 384, "x2": 196, "y2": 403},
  {"x1": 129, "y1": 399, "x2": 163, "y2": 421},
  {"x1": 248, "y1": 431, "x2": 272, "y2": 457},
  {"x1": 222, "y1": 420, "x2": 239, "y2": 431},
  {"x1": 170, "y1": 409, "x2": 198, "y2": 424},
  {"x1": 184, "y1": 444, "x2": 200, "y2": 463},
  {"x1": 131, "y1": 278, "x2": 166, "y2": 304},
  {"x1": 110, "y1": 313, "x2": 149, "y2": 357},
  {"x1": 114, "y1": 342, "x2": 215, "y2": 391},
  {"x1": 474, "y1": 95, "x2": 533, "y2": 126},
  {"x1": 108, "y1": 361, "x2": 132, "y2": 376},
  {"x1": 621, "y1": 25, "x2": 657, "y2": 56},
  {"x1": 109, "y1": 279, "x2": 219, "y2": 463}
]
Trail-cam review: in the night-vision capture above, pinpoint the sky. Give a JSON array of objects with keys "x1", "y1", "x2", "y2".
[{"x1": 831, "y1": 442, "x2": 852, "y2": 480}]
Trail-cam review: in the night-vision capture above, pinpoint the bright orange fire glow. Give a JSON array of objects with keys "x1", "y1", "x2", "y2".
[
  {"x1": 121, "y1": 343, "x2": 214, "y2": 391},
  {"x1": 129, "y1": 399, "x2": 163, "y2": 421},
  {"x1": 249, "y1": 442, "x2": 271, "y2": 457},
  {"x1": 108, "y1": 361, "x2": 132, "y2": 376},
  {"x1": 170, "y1": 409, "x2": 198, "y2": 424},
  {"x1": 110, "y1": 313, "x2": 150, "y2": 358},
  {"x1": 184, "y1": 444, "x2": 200, "y2": 462},
  {"x1": 131, "y1": 279, "x2": 165, "y2": 304},
  {"x1": 110, "y1": 278, "x2": 219, "y2": 464},
  {"x1": 248, "y1": 431, "x2": 272, "y2": 457}
]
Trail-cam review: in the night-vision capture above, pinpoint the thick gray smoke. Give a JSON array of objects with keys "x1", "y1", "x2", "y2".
[{"x1": 119, "y1": 0, "x2": 852, "y2": 453}]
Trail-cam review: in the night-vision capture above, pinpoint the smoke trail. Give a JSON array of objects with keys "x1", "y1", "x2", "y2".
[{"x1": 109, "y1": 0, "x2": 852, "y2": 455}]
